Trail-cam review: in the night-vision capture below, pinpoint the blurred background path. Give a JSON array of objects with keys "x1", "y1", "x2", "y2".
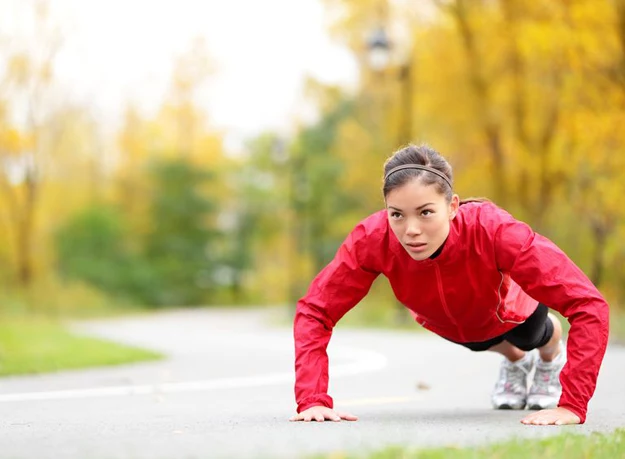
[{"x1": 0, "y1": 307, "x2": 623, "y2": 459}]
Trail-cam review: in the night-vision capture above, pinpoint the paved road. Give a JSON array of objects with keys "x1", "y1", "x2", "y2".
[{"x1": 0, "y1": 308, "x2": 623, "y2": 459}]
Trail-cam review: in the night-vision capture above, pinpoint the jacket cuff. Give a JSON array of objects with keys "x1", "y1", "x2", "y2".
[
  {"x1": 558, "y1": 403, "x2": 586, "y2": 424},
  {"x1": 297, "y1": 394, "x2": 334, "y2": 413}
]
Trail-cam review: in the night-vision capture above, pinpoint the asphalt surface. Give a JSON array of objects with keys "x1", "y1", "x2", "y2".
[{"x1": 0, "y1": 307, "x2": 623, "y2": 459}]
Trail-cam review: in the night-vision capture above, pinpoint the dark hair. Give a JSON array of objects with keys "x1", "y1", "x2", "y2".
[{"x1": 383, "y1": 144, "x2": 453, "y2": 202}]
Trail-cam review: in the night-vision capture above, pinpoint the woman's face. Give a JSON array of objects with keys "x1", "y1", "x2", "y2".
[{"x1": 385, "y1": 178, "x2": 459, "y2": 261}]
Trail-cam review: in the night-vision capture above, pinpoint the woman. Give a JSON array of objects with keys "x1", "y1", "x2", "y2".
[{"x1": 290, "y1": 144, "x2": 609, "y2": 426}]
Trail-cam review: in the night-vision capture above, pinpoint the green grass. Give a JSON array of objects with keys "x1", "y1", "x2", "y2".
[
  {"x1": 0, "y1": 318, "x2": 163, "y2": 376},
  {"x1": 319, "y1": 429, "x2": 625, "y2": 459}
]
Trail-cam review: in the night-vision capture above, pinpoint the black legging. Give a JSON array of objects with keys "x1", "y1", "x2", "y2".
[{"x1": 454, "y1": 304, "x2": 554, "y2": 352}]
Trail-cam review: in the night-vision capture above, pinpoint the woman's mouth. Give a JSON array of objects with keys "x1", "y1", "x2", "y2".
[{"x1": 405, "y1": 242, "x2": 427, "y2": 253}]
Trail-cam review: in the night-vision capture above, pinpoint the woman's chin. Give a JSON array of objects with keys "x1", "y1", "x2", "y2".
[{"x1": 404, "y1": 247, "x2": 432, "y2": 260}]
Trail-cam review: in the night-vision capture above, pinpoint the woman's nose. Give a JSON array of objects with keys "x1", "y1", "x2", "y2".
[{"x1": 406, "y1": 219, "x2": 422, "y2": 236}]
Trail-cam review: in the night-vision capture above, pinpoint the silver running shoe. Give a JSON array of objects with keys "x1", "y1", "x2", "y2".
[
  {"x1": 491, "y1": 351, "x2": 536, "y2": 410},
  {"x1": 527, "y1": 342, "x2": 566, "y2": 410}
]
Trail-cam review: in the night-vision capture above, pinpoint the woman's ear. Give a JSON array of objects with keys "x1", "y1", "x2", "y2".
[{"x1": 449, "y1": 194, "x2": 460, "y2": 219}]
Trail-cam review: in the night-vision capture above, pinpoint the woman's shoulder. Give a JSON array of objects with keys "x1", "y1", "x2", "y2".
[
  {"x1": 341, "y1": 210, "x2": 391, "y2": 270},
  {"x1": 456, "y1": 200, "x2": 519, "y2": 232},
  {"x1": 353, "y1": 209, "x2": 389, "y2": 239},
  {"x1": 458, "y1": 198, "x2": 497, "y2": 211}
]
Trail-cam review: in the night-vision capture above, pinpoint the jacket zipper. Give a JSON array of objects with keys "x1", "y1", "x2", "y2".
[{"x1": 434, "y1": 264, "x2": 466, "y2": 342}]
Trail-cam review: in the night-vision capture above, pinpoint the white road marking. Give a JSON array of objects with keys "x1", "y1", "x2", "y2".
[{"x1": 0, "y1": 346, "x2": 387, "y2": 403}]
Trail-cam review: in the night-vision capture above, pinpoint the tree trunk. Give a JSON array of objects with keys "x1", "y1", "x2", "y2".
[
  {"x1": 617, "y1": 0, "x2": 625, "y2": 90},
  {"x1": 589, "y1": 218, "x2": 610, "y2": 287},
  {"x1": 501, "y1": 1, "x2": 561, "y2": 230},
  {"x1": 452, "y1": 0, "x2": 508, "y2": 206},
  {"x1": 16, "y1": 171, "x2": 38, "y2": 287}
]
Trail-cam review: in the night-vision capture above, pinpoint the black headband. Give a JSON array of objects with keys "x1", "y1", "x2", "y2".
[{"x1": 384, "y1": 164, "x2": 452, "y2": 189}]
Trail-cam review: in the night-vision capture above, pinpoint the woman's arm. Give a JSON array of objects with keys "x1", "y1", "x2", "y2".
[
  {"x1": 493, "y1": 213, "x2": 609, "y2": 424},
  {"x1": 293, "y1": 222, "x2": 380, "y2": 413}
]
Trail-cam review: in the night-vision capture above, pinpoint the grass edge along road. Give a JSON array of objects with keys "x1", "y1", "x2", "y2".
[
  {"x1": 316, "y1": 428, "x2": 625, "y2": 459},
  {"x1": 2, "y1": 304, "x2": 623, "y2": 377},
  {"x1": 0, "y1": 318, "x2": 162, "y2": 376}
]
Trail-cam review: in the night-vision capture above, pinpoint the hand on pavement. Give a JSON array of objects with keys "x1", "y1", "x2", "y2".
[
  {"x1": 520, "y1": 407, "x2": 581, "y2": 426},
  {"x1": 289, "y1": 406, "x2": 358, "y2": 422}
]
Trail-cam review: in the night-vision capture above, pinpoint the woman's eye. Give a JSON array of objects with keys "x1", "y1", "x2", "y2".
[
  {"x1": 390, "y1": 212, "x2": 402, "y2": 219},
  {"x1": 421, "y1": 209, "x2": 433, "y2": 216}
]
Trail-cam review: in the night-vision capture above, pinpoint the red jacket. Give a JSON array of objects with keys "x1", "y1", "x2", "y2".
[{"x1": 293, "y1": 201, "x2": 609, "y2": 423}]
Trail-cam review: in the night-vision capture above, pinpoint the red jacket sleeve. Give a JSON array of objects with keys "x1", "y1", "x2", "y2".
[
  {"x1": 493, "y1": 210, "x2": 610, "y2": 423},
  {"x1": 293, "y1": 223, "x2": 380, "y2": 413}
]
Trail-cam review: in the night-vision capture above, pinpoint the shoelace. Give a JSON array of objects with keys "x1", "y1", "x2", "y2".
[
  {"x1": 532, "y1": 361, "x2": 561, "y2": 394},
  {"x1": 498, "y1": 358, "x2": 531, "y2": 392}
]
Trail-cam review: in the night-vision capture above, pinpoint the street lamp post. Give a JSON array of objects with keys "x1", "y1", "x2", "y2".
[
  {"x1": 366, "y1": 27, "x2": 392, "y2": 72},
  {"x1": 366, "y1": 26, "x2": 414, "y2": 147},
  {"x1": 397, "y1": 61, "x2": 413, "y2": 147}
]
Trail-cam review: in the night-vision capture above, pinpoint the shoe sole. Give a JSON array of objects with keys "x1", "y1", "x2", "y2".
[
  {"x1": 493, "y1": 403, "x2": 526, "y2": 410},
  {"x1": 527, "y1": 403, "x2": 557, "y2": 410}
]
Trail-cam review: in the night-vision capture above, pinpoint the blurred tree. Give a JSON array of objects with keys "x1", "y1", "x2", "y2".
[
  {"x1": 112, "y1": 38, "x2": 231, "y2": 306},
  {"x1": 440, "y1": 0, "x2": 510, "y2": 207},
  {"x1": 289, "y1": 81, "x2": 358, "y2": 300},
  {"x1": 115, "y1": 37, "x2": 228, "y2": 256},
  {"x1": 0, "y1": 0, "x2": 63, "y2": 287},
  {"x1": 227, "y1": 133, "x2": 291, "y2": 304},
  {"x1": 55, "y1": 157, "x2": 223, "y2": 308},
  {"x1": 142, "y1": 158, "x2": 220, "y2": 306},
  {"x1": 54, "y1": 206, "x2": 153, "y2": 301},
  {"x1": 165, "y1": 37, "x2": 213, "y2": 158},
  {"x1": 432, "y1": 0, "x2": 625, "y2": 238},
  {"x1": 560, "y1": 0, "x2": 625, "y2": 292}
]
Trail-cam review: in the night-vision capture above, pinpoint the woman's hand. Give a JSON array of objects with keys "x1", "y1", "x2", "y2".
[
  {"x1": 520, "y1": 407, "x2": 581, "y2": 426},
  {"x1": 289, "y1": 406, "x2": 358, "y2": 422}
]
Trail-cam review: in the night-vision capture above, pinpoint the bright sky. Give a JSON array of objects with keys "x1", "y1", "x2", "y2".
[{"x1": 4, "y1": 0, "x2": 359, "y2": 149}]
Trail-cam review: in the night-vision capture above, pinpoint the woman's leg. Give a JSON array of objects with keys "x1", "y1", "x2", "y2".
[
  {"x1": 527, "y1": 313, "x2": 566, "y2": 409},
  {"x1": 487, "y1": 304, "x2": 553, "y2": 409},
  {"x1": 489, "y1": 312, "x2": 562, "y2": 361},
  {"x1": 488, "y1": 341, "x2": 535, "y2": 410},
  {"x1": 455, "y1": 306, "x2": 562, "y2": 410},
  {"x1": 488, "y1": 340, "x2": 526, "y2": 362},
  {"x1": 537, "y1": 313, "x2": 562, "y2": 361}
]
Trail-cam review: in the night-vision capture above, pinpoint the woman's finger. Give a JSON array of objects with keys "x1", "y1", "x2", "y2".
[
  {"x1": 521, "y1": 407, "x2": 580, "y2": 426},
  {"x1": 290, "y1": 407, "x2": 358, "y2": 422},
  {"x1": 336, "y1": 411, "x2": 359, "y2": 421},
  {"x1": 522, "y1": 414, "x2": 559, "y2": 425}
]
